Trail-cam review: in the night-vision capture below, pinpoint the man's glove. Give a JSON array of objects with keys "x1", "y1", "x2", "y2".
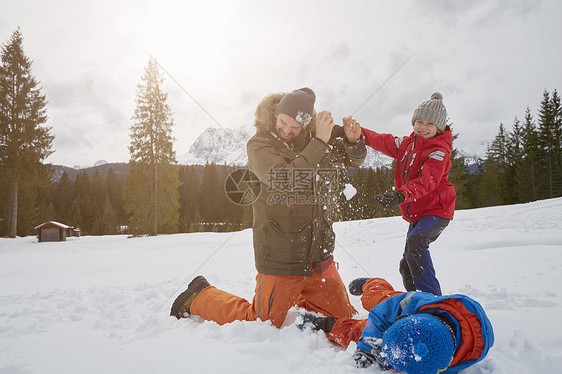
[
  {"x1": 328, "y1": 124, "x2": 345, "y2": 143},
  {"x1": 375, "y1": 191, "x2": 405, "y2": 210},
  {"x1": 353, "y1": 349, "x2": 376, "y2": 368}
]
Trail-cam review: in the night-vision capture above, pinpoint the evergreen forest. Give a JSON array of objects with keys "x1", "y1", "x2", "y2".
[{"x1": 1, "y1": 29, "x2": 561, "y2": 237}]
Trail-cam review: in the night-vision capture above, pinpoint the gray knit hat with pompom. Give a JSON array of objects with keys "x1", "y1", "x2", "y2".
[{"x1": 412, "y1": 92, "x2": 448, "y2": 132}]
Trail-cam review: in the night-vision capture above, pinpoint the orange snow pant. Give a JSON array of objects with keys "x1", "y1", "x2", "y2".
[
  {"x1": 190, "y1": 261, "x2": 355, "y2": 328},
  {"x1": 327, "y1": 278, "x2": 403, "y2": 347}
]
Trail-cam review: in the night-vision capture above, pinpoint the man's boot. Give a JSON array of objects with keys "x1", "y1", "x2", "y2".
[{"x1": 170, "y1": 276, "x2": 211, "y2": 319}]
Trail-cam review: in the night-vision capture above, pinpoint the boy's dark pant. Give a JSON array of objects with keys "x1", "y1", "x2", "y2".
[{"x1": 400, "y1": 215, "x2": 449, "y2": 295}]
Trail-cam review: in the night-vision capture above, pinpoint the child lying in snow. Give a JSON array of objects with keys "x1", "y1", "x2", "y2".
[{"x1": 297, "y1": 278, "x2": 494, "y2": 373}]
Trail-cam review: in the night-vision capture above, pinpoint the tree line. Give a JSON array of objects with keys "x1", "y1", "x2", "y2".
[
  {"x1": 5, "y1": 162, "x2": 395, "y2": 237},
  {"x1": 20, "y1": 163, "x2": 250, "y2": 236},
  {"x1": 1, "y1": 28, "x2": 561, "y2": 238},
  {"x1": 477, "y1": 90, "x2": 562, "y2": 206}
]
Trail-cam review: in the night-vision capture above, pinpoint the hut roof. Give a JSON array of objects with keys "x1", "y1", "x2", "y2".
[{"x1": 34, "y1": 221, "x2": 71, "y2": 230}]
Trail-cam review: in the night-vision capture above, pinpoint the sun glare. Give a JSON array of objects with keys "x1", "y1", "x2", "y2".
[{"x1": 143, "y1": 1, "x2": 229, "y2": 74}]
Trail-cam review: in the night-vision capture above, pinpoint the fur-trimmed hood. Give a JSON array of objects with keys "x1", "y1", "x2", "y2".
[{"x1": 253, "y1": 92, "x2": 317, "y2": 134}]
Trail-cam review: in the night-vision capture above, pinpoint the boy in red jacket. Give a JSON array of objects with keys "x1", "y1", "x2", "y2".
[{"x1": 345, "y1": 92, "x2": 456, "y2": 295}]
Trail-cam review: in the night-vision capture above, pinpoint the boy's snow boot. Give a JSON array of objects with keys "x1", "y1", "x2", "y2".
[
  {"x1": 170, "y1": 276, "x2": 211, "y2": 319},
  {"x1": 348, "y1": 277, "x2": 371, "y2": 296},
  {"x1": 399, "y1": 259, "x2": 416, "y2": 291},
  {"x1": 296, "y1": 312, "x2": 336, "y2": 333}
]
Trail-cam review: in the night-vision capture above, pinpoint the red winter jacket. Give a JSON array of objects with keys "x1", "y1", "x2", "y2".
[{"x1": 361, "y1": 126, "x2": 456, "y2": 224}]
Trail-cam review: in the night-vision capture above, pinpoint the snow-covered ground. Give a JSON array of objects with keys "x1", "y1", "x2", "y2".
[{"x1": 1, "y1": 198, "x2": 562, "y2": 373}]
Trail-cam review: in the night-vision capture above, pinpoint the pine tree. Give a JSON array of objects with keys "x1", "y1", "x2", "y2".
[
  {"x1": 537, "y1": 90, "x2": 557, "y2": 199},
  {"x1": 68, "y1": 198, "x2": 82, "y2": 232},
  {"x1": 373, "y1": 167, "x2": 391, "y2": 217},
  {"x1": 216, "y1": 165, "x2": 232, "y2": 230},
  {"x1": 466, "y1": 159, "x2": 484, "y2": 208},
  {"x1": 15, "y1": 177, "x2": 39, "y2": 236},
  {"x1": 505, "y1": 117, "x2": 524, "y2": 204},
  {"x1": 54, "y1": 171, "x2": 73, "y2": 223},
  {"x1": 0, "y1": 28, "x2": 54, "y2": 237},
  {"x1": 91, "y1": 170, "x2": 105, "y2": 213},
  {"x1": 36, "y1": 173, "x2": 56, "y2": 226},
  {"x1": 190, "y1": 210, "x2": 204, "y2": 232},
  {"x1": 517, "y1": 107, "x2": 540, "y2": 202},
  {"x1": 382, "y1": 161, "x2": 400, "y2": 217},
  {"x1": 124, "y1": 59, "x2": 179, "y2": 236},
  {"x1": 198, "y1": 162, "x2": 221, "y2": 228},
  {"x1": 88, "y1": 170, "x2": 105, "y2": 234},
  {"x1": 362, "y1": 168, "x2": 379, "y2": 218},
  {"x1": 220, "y1": 165, "x2": 246, "y2": 230},
  {"x1": 480, "y1": 124, "x2": 509, "y2": 206},
  {"x1": 74, "y1": 171, "x2": 94, "y2": 234},
  {"x1": 448, "y1": 131, "x2": 471, "y2": 209},
  {"x1": 178, "y1": 165, "x2": 199, "y2": 232},
  {"x1": 105, "y1": 167, "x2": 125, "y2": 227},
  {"x1": 95, "y1": 195, "x2": 118, "y2": 235},
  {"x1": 550, "y1": 90, "x2": 562, "y2": 196},
  {"x1": 37, "y1": 200, "x2": 55, "y2": 227}
]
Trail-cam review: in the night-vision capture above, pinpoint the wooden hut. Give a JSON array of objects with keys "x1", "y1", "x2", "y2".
[{"x1": 34, "y1": 221, "x2": 80, "y2": 242}]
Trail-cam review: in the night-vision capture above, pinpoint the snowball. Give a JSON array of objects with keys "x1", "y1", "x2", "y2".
[{"x1": 343, "y1": 184, "x2": 357, "y2": 200}]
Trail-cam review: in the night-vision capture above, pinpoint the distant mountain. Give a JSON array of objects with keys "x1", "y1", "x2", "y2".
[
  {"x1": 177, "y1": 127, "x2": 394, "y2": 170},
  {"x1": 462, "y1": 154, "x2": 483, "y2": 174},
  {"x1": 94, "y1": 160, "x2": 108, "y2": 167},
  {"x1": 50, "y1": 162, "x2": 129, "y2": 185},
  {"x1": 177, "y1": 127, "x2": 251, "y2": 166},
  {"x1": 70, "y1": 160, "x2": 108, "y2": 170},
  {"x1": 363, "y1": 147, "x2": 394, "y2": 170},
  {"x1": 50, "y1": 131, "x2": 479, "y2": 181}
]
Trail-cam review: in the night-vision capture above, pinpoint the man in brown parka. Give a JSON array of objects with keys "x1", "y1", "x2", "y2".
[{"x1": 171, "y1": 88, "x2": 366, "y2": 327}]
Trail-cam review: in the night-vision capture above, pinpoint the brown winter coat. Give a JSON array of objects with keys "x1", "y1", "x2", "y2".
[{"x1": 247, "y1": 93, "x2": 367, "y2": 276}]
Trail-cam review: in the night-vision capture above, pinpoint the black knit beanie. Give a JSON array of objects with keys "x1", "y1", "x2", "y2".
[{"x1": 274, "y1": 87, "x2": 316, "y2": 128}]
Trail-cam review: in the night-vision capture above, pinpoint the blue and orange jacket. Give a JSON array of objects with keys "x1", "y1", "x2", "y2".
[
  {"x1": 357, "y1": 290, "x2": 494, "y2": 373},
  {"x1": 361, "y1": 126, "x2": 456, "y2": 224}
]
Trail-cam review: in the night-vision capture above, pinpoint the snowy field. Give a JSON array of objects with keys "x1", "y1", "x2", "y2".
[{"x1": 1, "y1": 198, "x2": 562, "y2": 374}]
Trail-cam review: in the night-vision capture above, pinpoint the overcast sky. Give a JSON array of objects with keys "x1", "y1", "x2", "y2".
[{"x1": 1, "y1": 0, "x2": 561, "y2": 167}]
